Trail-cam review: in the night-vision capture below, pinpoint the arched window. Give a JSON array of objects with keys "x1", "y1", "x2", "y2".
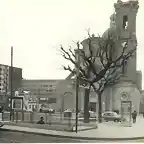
[
  {"x1": 122, "y1": 60, "x2": 128, "y2": 74},
  {"x1": 123, "y1": 15, "x2": 128, "y2": 30}
]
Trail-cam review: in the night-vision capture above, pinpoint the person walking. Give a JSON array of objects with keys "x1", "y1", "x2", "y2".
[{"x1": 132, "y1": 110, "x2": 137, "y2": 123}]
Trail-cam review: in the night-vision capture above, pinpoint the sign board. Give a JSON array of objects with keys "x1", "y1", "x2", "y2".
[
  {"x1": 39, "y1": 98, "x2": 56, "y2": 104},
  {"x1": 121, "y1": 100, "x2": 132, "y2": 127},
  {"x1": 11, "y1": 97, "x2": 23, "y2": 111}
]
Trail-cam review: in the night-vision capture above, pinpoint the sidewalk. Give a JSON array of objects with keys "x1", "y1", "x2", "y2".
[
  {"x1": 4, "y1": 121, "x2": 96, "y2": 132},
  {"x1": 1, "y1": 116, "x2": 144, "y2": 141}
]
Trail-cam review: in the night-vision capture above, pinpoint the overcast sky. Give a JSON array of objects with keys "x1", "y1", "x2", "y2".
[{"x1": 0, "y1": 0, "x2": 144, "y2": 87}]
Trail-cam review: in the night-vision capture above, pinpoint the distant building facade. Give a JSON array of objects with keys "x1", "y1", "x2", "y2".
[
  {"x1": 21, "y1": 79, "x2": 65, "y2": 111},
  {"x1": 21, "y1": 79, "x2": 98, "y2": 112}
]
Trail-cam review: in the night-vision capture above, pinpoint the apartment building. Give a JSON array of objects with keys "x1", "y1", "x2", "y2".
[{"x1": 0, "y1": 64, "x2": 22, "y2": 107}]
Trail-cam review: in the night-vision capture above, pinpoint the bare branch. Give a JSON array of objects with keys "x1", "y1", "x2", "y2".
[
  {"x1": 61, "y1": 32, "x2": 135, "y2": 97},
  {"x1": 69, "y1": 46, "x2": 76, "y2": 58}
]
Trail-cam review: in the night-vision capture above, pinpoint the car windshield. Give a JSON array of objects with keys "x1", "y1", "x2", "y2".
[
  {"x1": 104, "y1": 112, "x2": 118, "y2": 116},
  {"x1": 109, "y1": 112, "x2": 118, "y2": 116},
  {"x1": 65, "y1": 109, "x2": 72, "y2": 112}
]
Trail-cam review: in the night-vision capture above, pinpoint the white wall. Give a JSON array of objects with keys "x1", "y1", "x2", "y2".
[{"x1": 112, "y1": 81, "x2": 141, "y2": 113}]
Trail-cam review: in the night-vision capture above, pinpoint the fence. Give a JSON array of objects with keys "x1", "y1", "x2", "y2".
[{"x1": 2, "y1": 111, "x2": 75, "y2": 127}]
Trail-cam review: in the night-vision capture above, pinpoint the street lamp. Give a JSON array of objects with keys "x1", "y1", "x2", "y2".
[
  {"x1": 10, "y1": 46, "x2": 13, "y2": 121},
  {"x1": 75, "y1": 45, "x2": 80, "y2": 133}
]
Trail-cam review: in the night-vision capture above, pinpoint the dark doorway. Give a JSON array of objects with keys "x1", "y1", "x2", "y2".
[{"x1": 89, "y1": 102, "x2": 96, "y2": 112}]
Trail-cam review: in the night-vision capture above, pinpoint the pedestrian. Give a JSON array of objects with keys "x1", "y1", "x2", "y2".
[
  {"x1": 143, "y1": 112, "x2": 144, "y2": 118},
  {"x1": 37, "y1": 117, "x2": 45, "y2": 124},
  {"x1": 132, "y1": 110, "x2": 137, "y2": 123}
]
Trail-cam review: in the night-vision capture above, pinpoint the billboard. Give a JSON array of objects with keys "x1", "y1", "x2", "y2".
[
  {"x1": 11, "y1": 97, "x2": 23, "y2": 110},
  {"x1": 39, "y1": 98, "x2": 56, "y2": 104}
]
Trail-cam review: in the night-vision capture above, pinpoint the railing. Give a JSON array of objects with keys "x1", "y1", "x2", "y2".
[
  {"x1": 2, "y1": 111, "x2": 75, "y2": 126},
  {"x1": 1, "y1": 111, "x2": 98, "y2": 132}
]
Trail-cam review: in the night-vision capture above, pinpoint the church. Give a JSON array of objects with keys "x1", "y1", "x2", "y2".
[{"x1": 64, "y1": 0, "x2": 143, "y2": 114}]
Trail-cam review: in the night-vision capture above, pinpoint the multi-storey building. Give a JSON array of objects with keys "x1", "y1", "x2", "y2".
[
  {"x1": 21, "y1": 79, "x2": 97, "y2": 112},
  {"x1": 21, "y1": 79, "x2": 63, "y2": 96},
  {"x1": 0, "y1": 64, "x2": 22, "y2": 107},
  {"x1": 21, "y1": 79, "x2": 65, "y2": 111},
  {"x1": 0, "y1": 64, "x2": 9, "y2": 94}
]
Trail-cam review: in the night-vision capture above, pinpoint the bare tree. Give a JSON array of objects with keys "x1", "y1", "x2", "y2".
[{"x1": 60, "y1": 33, "x2": 136, "y2": 123}]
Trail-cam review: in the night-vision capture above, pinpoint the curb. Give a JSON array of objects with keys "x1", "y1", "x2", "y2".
[
  {"x1": 1, "y1": 127, "x2": 144, "y2": 141},
  {"x1": 5, "y1": 123, "x2": 97, "y2": 132}
]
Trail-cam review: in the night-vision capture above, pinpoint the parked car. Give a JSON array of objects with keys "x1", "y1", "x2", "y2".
[
  {"x1": 78, "y1": 110, "x2": 97, "y2": 118},
  {"x1": 102, "y1": 111, "x2": 123, "y2": 122},
  {"x1": 40, "y1": 108, "x2": 55, "y2": 113}
]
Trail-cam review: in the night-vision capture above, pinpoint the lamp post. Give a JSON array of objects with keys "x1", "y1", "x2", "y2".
[
  {"x1": 10, "y1": 46, "x2": 13, "y2": 121},
  {"x1": 75, "y1": 45, "x2": 80, "y2": 133}
]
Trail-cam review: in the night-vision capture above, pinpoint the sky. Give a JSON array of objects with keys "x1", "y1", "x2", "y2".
[{"x1": 0, "y1": 0, "x2": 144, "y2": 87}]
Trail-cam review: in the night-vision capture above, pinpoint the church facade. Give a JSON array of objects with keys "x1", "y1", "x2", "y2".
[
  {"x1": 83, "y1": 0, "x2": 142, "y2": 113},
  {"x1": 65, "y1": 0, "x2": 142, "y2": 113}
]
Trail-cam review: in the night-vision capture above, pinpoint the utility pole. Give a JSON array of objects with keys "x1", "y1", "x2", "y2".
[
  {"x1": 75, "y1": 44, "x2": 80, "y2": 133},
  {"x1": 10, "y1": 46, "x2": 13, "y2": 121}
]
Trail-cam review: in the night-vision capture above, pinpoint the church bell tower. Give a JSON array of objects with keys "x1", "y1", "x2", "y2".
[{"x1": 114, "y1": 0, "x2": 139, "y2": 82}]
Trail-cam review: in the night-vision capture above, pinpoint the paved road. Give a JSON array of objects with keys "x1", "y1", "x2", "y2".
[
  {"x1": 1, "y1": 130, "x2": 144, "y2": 143},
  {"x1": 0, "y1": 130, "x2": 84, "y2": 143}
]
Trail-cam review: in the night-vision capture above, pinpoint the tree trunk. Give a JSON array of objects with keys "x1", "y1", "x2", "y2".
[
  {"x1": 98, "y1": 93, "x2": 102, "y2": 123},
  {"x1": 84, "y1": 88, "x2": 90, "y2": 123}
]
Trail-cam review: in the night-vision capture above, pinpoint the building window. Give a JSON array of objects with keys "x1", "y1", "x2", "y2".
[
  {"x1": 0, "y1": 96, "x2": 3, "y2": 100},
  {"x1": 48, "y1": 98, "x2": 56, "y2": 103},
  {"x1": 29, "y1": 105, "x2": 31, "y2": 109},
  {"x1": 122, "y1": 60, "x2": 128, "y2": 74},
  {"x1": 32, "y1": 105, "x2": 34, "y2": 109},
  {"x1": 49, "y1": 89, "x2": 53, "y2": 92},
  {"x1": 123, "y1": 15, "x2": 128, "y2": 30},
  {"x1": 128, "y1": 107, "x2": 131, "y2": 112}
]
